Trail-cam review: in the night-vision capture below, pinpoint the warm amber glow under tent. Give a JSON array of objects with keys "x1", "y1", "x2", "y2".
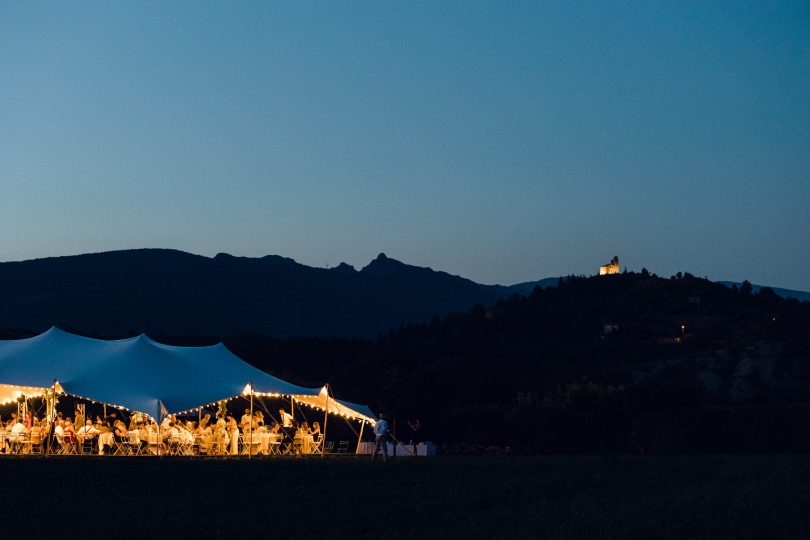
[{"x1": 0, "y1": 327, "x2": 374, "y2": 424}]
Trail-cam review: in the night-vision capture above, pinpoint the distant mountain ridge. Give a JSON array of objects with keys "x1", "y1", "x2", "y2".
[
  {"x1": 0, "y1": 249, "x2": 544, "y2": 338},
  {"x1": 717, "y1": 281, "x2": 810, "y2": 303}
]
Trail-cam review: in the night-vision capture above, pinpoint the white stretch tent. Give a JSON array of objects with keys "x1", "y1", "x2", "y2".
[
  {"x1": 0, "y1": 327, "x2": 374, "y2": 423},
  {"x1": 291, "y1": 386, "x2": 377, "y2": 423}
]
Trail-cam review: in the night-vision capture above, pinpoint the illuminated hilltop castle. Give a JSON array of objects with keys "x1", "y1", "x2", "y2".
[{"x1": 599, "y1": 256, "x2": 620, "y2": 275}]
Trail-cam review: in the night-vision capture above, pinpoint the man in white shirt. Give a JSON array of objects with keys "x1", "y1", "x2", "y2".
[
  {"x1": 76, "y1": 420, "x2": 99, "y2": 453},
  {"x1": 240, "y1": 409, "x2": 252, "y2": 430},
  {"x1": 160, "y1": 415, "x2": 174, "y2": 431},
  {"x1": 54, "y1": 420, "x2": 66, "y2": 441},
  {"x1": 371, "y1": 414, "x2": 390, "y2": 463},
  {"x1": 77, "y1": 420, "x2": 100, "y2": 441},
  {"x1": 278, "y1": 408, "x2": 293, "y2": 429},
  {"x1": 162, "y1": 421, "x2": 181, "y2": 453},
  {"x1": 7, "y1": 421, "x2": 28, "y2": 453}
]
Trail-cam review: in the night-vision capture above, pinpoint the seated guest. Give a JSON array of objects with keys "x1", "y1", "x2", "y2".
[
  {"x1": 6, "y1": 420, "x2": 28, "y2": 452},
  {"x1": 215, "y1": 424, "x2": 230, "y2": 455},
  {"x1": 1, "y1": 420, "x2": 11, "y2": 453},
  {"x1": 136, "y1": 422, "x2": 149, "y2": 453},
  {"x1": 30, "y1": 419, "x2": 41, "y2": 438},
  {"x1": 11, "y1": 418, "x2": 27, "y2": 434},
  {"x1": 113, "y1": 420, "x2": 128, "y2": 444},
  {"x1": 64, "y1": 418, "x2": 77, "y2": 443},
  {"x1": 77, "y1": 420, "x2": 99, "y2": 441},
  {"x1": 253, "y1": 411, "x2": 264, "y2": 429},
  {"x1": 311, "y1": 421, "x2": 321, "y2": 437},
  {"x1": 300, "y1": 421, "x2": 310, "y2": 434},
  {"x1": 181, "y1": 424, "x2": 194, "y2": 446},
  {"x1": 162, "y1": 421, "x2": 180, "y2": 451},
  {"x1": 54, "y1": 419, "x2": 66, "y2": 442},
  {"x1": 8, "y1": 419, "x2": 29, "y2": 452}
]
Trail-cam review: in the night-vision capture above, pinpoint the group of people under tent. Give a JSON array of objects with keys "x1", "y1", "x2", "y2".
[{"x1": 0, "y1": 404, "x2": 328, "y2": 457}]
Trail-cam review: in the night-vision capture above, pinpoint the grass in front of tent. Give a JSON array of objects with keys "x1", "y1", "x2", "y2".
[{"x1": 2, "y1": 454, "x2": 810, "y2": 539}]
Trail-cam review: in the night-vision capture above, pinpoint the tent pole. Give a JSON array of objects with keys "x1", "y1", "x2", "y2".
[
  {"x1": 156, "y1": 402, "x2": 161, "y2": 458},
  {"x1": 46, "y1": 379, "x2": 56, "y2": 458},
  {"x1": 103, "y1": 403, "x2": 107, "y2": 419},
  {"x1": 321, "y1": 385, "x2": 330, "y2": 457},
  {"x1": 290, "y1": 396, "x2": 294, "y2": 425},
  {"x1": 248, "y1": 380, "x2": 254, "y2": 459},
  {"x1": 355, "y1": 420, "x2": 365, "y2": 454}
]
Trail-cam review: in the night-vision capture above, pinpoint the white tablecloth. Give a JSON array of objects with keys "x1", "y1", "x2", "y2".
[
  {"x1": 98, "y1": 432, "x2": 113, "y2": 455},
  {"x1": 357, "y1": 441, "x2": 436, "y2": 457}
]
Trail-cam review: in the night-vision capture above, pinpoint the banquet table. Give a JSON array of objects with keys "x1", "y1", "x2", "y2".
[
  {"x1": 357, "y1": 441, "x2": 436, "y2": 457},
  {"x1": 292, "y1": 431, "x2": 314, "y2": 454},
  {"x1": 238, "y1": 431, "x2": 282, "y2": 455},
  {"x1": 257, "y1": 432, "x2": 283, "y2": 454},
  {"x1": 97, "y1": 432, "x2": 114, "y2": 455}
]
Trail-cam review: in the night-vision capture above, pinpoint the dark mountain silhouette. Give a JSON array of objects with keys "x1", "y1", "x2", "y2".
[{"x1": 0, "y1": 249, "x2": 538, "y2": 338}]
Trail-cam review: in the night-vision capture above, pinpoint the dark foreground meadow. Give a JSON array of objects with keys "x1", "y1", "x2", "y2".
[{"x1": 3, "y1": 455, "x2": 810, "y2": 539}]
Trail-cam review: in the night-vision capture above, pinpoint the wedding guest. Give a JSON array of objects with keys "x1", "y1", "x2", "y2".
[
  {"x1": 64, "y1": 418, "x2": 77, "y2": 443},
  {"x1": 73, "y1": 408, "x2": 84, "y2": 432}
]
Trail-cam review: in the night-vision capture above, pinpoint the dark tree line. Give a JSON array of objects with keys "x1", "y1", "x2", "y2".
[{"x1": 231, "y1": 272, "x2": 810, "y2": 453}]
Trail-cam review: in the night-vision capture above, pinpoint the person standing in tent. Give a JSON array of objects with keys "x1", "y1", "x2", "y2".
[
  {"x1": 73, "y1": 407, "x2": 84, "y2": 433},
  {"x1": 240, "y1": 409, "x2": 252, "y2": 431},
  {"x1": 370, "y1": 414, "x2": 390, "y2": 463},
  {"x1": 279, "y1": 408, "x2": 293, "y2": 429}
]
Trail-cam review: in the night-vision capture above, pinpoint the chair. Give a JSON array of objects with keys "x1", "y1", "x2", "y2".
[
  {"x1": 178, "y1": 435, "x2": 193, "y2": 456},
  {"x1": 147, "y1": 432, "x2": 159, "y2": 455},
  {"x1": 193, "y1": 435, "x2": 207, "y2": 456},
  {"x1": 291, "y1": 432, "x2": 304, "y2": 455},
  {"x1": 127, "y1": 431, "x2": 142, "y2": 455},
  {"x1": 81, "y1": 435, "x2": 97, "y2": 455},
  {"x1": 240, "y1": 432, "x2": 261, "y2": 456},
  {"x1": 324, "y1": 441, "x2": 335, "y2": 453},
  {"x1": 29, "y1": 432, "x2": 43, "y2": 455},
  {"x1": 53, "y1": 432, "x2": 66, "y2": 455},
  {"x1": 113, "y1": 435, "x2": 130, "y2": 456},
  {"x1": 62, "y1": 435, "x2": 79, "y2": 455},
  {"x1": 268, "y1": 434, "x2": 282, "y2": 456},
  {"x1": 337, "y1": 440, "x2": 349, "y2": 454},
  {"x1": 167, "y1": 433, "x2": 182, "y2": 456},
  {"x1": 7, "y1": 436, "x2": 23, "y2": 455},
  {"x1": 209, "y1": 434, "x2": 223, "y2": 456},
  {"x1": 310, "y1": 434, "x2": 324, "y2": 454},
  {"x1": 19, "y1": 436, "x2": 34, "y2": 455}
]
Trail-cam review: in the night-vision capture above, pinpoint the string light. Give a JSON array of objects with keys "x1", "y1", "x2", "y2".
[{"x1": 1, "y1": 384, "x2": 374, "y2": 425}]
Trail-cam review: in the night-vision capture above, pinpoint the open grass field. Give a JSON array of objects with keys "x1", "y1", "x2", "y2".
[{"x1": 3, "y1": 454, "x2": 810, "y2": 539}]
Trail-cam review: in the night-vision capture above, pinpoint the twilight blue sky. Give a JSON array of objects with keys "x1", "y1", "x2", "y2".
[{"x1": 1, "y1": 1, "x2": 809, "y2": 289}]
